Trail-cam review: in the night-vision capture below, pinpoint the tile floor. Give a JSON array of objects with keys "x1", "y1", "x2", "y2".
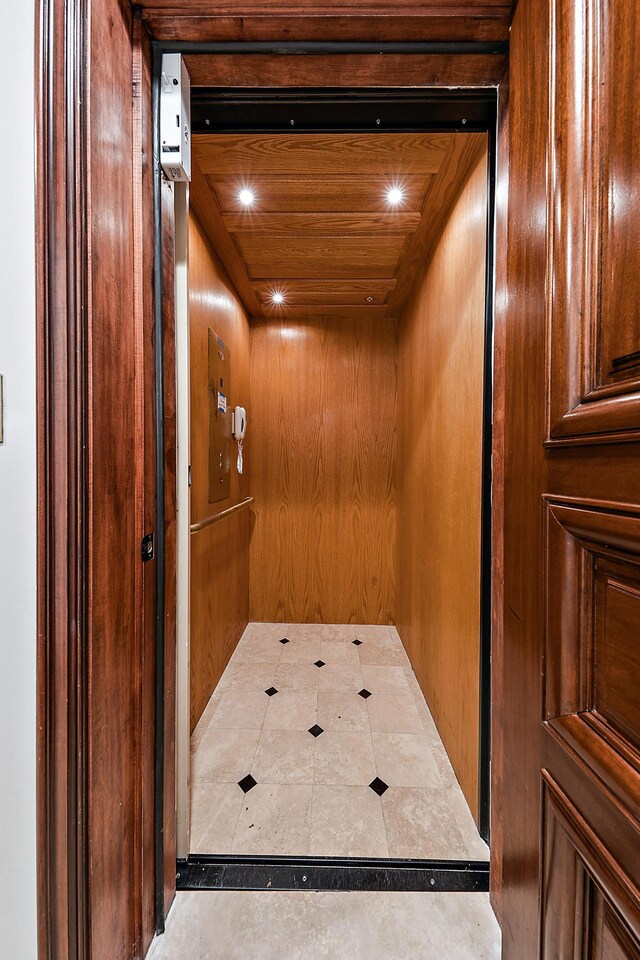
[
  {"x1": 190, "y1": 623, "x2": 488, "y2": 860},
  {"x1": 147, "y1": 890, "x2": 501, "y2": 960}
]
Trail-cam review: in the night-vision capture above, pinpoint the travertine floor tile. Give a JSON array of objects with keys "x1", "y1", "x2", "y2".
[
  {"x1": 314, "y1": 730, "x2": 376, "y2": 785},
  {"x1": 189, "y1": 783, "x2": 244, "y2": 853},
  {"x1": 371, "y1": 732, "x2": 443, "y2": 788},
  {"x1": 233, "y1": 783, "x2": 312, "y2": 855},
  {"x1": 147, "y1": 890, "x2": 501, "y2": 960},
  {"x1": 382, "y1": 787, "x2": 469, "y2": 859},
  {"x1": 361, "y1": 664, "x2": 410, "y2": 695},
  {"x1": 208, "y1": 688, "x2": 269, "y2": 730},
  {"x1": 317, "y1": 662, "x2": 363, "y2": 693},
  {"x1": 190, "y1": 622, "x2": 488, "y2": 863},
  {"x1": 263, "y1": 689, "x2": 318, "y2": 731},
  {"x1": 191, "y1": 728, "x2": 260, "y2": 783},
  {"x1": 317, "y1": 690, "x2": 369, "y2": 731},
  {"x1": 311, "y1": 785, "x2": 388, "y2": 857},
  {"x1": 251, "y1": 729, "x2": 315, "y2": 784},
  {"x1": 367, "y1": 694, "x2": 424, "y2": 734}
]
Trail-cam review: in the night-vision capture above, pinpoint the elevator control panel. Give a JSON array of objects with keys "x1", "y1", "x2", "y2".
[{"x1": 208, "y1": 329, "x2": 231, "y2": 503}]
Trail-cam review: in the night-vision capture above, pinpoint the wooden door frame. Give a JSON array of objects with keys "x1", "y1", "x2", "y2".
[{"x1": 35, "y1": 10, "x2": 509, "y2": 956}]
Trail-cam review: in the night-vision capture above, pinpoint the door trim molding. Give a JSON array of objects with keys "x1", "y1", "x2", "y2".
[{"x1": 36, "y1": 0, "x2": 90, "y2": 957}]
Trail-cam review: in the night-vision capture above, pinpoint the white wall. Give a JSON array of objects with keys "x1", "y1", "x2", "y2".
[{"x1": 0, "y1": 1, "x2": 38, "y2": 957}]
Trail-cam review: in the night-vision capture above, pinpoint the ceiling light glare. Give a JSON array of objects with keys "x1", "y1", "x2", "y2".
[
  {"x1": 271, "y1": 291, "x2": 285, "y2": 305},
  {"x1": 238, "y1": 187, "x2": 256, "y2": 207},
  {"x1": 386, "y1": 185, "x2": 405, "y2": 206}
]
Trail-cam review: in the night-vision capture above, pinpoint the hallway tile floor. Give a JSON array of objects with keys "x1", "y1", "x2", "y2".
[
  {"x1": 147, "y1": 890, "x2": 500, "y2": 960},
  {"x1": 190, "y1": 623, "x2": 488, "y2": 860}
]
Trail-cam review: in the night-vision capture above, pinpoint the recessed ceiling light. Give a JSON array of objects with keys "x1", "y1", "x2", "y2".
[
  {"x1": 238, "y1": 188, "x2": 256, "y2": 207},
  {"x1": 271, "y1": 291, "x2": 285, "y2": 305},
  {"x1": 386, "y1": 185, "x2": 404, "y2": 206}
]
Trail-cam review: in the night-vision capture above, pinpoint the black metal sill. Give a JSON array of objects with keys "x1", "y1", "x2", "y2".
[{"x1": 176, "y1": 855, "x2": 489, "y2": 893}]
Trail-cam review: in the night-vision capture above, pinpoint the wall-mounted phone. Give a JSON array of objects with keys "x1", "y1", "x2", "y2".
[{"x1": 232, "y1": 406, "x2": 247, "y2": 474}]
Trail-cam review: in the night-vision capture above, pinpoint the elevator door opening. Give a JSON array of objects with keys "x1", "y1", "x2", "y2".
[{"x1": 164, "y1": 90, "x2": 496, "y2": 889}]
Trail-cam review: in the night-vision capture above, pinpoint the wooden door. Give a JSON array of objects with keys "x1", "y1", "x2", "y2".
[{"x1": 504, "y1": 0, "x2": 640, "y2": 955}]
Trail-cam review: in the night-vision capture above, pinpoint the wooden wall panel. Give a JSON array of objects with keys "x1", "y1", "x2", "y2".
[
  {"x1": 396, "y1": 150, "x2": 488, "y2": 823},
  {"x1": 249, "y1": 315, "x2": 396, "y2": 625},
  {"x1": 87, "y1": 2, "x2": 141, "y2": 957},
  {"x1": 189, "y1": 212, "x2": 251, "y2": 524},
  {"x1": 189, "y1": 212, "x2": 251, "y2": 731}
]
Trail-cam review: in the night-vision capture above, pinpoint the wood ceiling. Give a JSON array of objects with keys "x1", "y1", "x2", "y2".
[{"x1": 191, "y1": 131, "x2": 486, "y2": 321}]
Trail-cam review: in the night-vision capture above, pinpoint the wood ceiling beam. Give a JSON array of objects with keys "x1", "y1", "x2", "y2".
[
  {"x1": 223, "y1": 212, "x2": 421, "y2": 235},
  {"x1": 194, "y1": 133, "x2": 451, "y2": 177},
  {"x1": 189, "y1": 159, "x2": 262, "y2": 316},
  {"x1": 385, "y1": 131, "x2": 487, "y2": 318}
]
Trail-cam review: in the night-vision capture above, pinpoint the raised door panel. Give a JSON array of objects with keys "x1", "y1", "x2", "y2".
[
  {"x1": 541, "y1": 773, "x2": 640, "y2": 959},
  {"x1": 544, "y1": 498, "x2": 640, "y2": 825},
  {"x1": 547, "y1": 0, "x2": 640, "y2": 444}
]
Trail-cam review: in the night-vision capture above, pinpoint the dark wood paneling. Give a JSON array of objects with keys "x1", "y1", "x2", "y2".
[
  {"x1": 142, "y1": 13, "x2": 511, "y2": 43},
  {"x1": 500, "y1": 0, "x2": 549, "y2": 953},
  {"x1": 540, "y1": 772, "x2": 640, "y2": 958},
  {"x1": 396, "y1": 149, "x2": 488, "y2": 823},
  {"x1": 184, "y1": 52, "x2": 507, "y2": 87},
  {"x1": 249, "y1": 315, "x2": 396, "y2": 625},
  {"x1": 547, "y1": 0, "x2": 640, "y2": 444},
  {"x1": 36, "y1": 0, "x2": 89, "y2": 955},
  {"x1": 87, "y1": 0, "x2": 140, "y2": 955},
  {"x1": 189, "y1": 212, "x2": 251, "y2": 731},
  {"x1": 504, "y1": 0, "x2": 640, "y2": 956},
  {"x1": 132, "y1": 12, "x2": 157, "y2": 953}
]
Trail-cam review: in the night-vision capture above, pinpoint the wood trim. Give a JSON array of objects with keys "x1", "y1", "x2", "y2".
[
  {"x1": 142, "y1": 14, "x2": 511, "y2": 44},
  {"x1": 190, "y1": 496, "x2": 254, "y2": 533},
  {"x1": 183, "y1": 52, "x2": 507, "y2": 88},
  {"x1": 36, "y1": 0, "x2": 90, "y2": 957}
]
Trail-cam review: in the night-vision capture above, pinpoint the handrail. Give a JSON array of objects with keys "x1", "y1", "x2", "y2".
[{"x1": 190, "y1": 496, "x2": 254, "y2": 533}]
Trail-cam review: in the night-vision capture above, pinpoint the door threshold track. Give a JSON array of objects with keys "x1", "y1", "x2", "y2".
[{"x1": 176, "y1": 855, "x2": 489, "y2": 893}]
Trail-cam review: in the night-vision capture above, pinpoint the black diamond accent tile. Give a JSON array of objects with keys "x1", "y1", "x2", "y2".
[
  {"x1": 352, "y1": 639, "x2": 362, "y2": 646},
  {"x1": 279, "y1": 637, "x2": 290, "y2": 644},
  {"x1": 358, "y1": 688, "x2": 372, "y2": 699},
  {"x1": 369, "y1": 777, "x2": 389, "y2": 797},
  {"x1": 314, "y1": 659, "x2": 326, "y2": 668},
  {"x1": 308, "y1": 724, "x2": 324, "y2": 738},
  {"x1": 265, "y1": 687, "x2": 278, "y2": 697},
  {"x1": 238, "y1": 774, "x2": 257, "y2": 794}
]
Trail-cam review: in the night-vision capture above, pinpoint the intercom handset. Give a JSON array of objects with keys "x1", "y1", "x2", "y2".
[{"x1": 232, "y1": 406, "x2": 247, "y2": 474}]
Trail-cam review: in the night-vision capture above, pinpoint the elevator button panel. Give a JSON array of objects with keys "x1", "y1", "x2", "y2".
[{"x1": 208, "y1": 328, "x2": 231, "y2": 503}]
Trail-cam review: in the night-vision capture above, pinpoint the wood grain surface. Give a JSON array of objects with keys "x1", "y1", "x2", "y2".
[
  {"x1": 396, "y1": 148, "x2": 488, "y2": 824},
  {"x1": 195, "y1": 133, "x2": 451, "y2": 177},
  {"x1": 189, "y1": 212, "x2": 251, "y2": 730},
  {"x1": 141, "y1": 12, "x2": 511, "y2": 44},
  {"x1": 249, "y1": 315, "x2": 396, "y2": 625},
  {"x1": 192, "y1": 132, "x2": 482, "y2": 323}
]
